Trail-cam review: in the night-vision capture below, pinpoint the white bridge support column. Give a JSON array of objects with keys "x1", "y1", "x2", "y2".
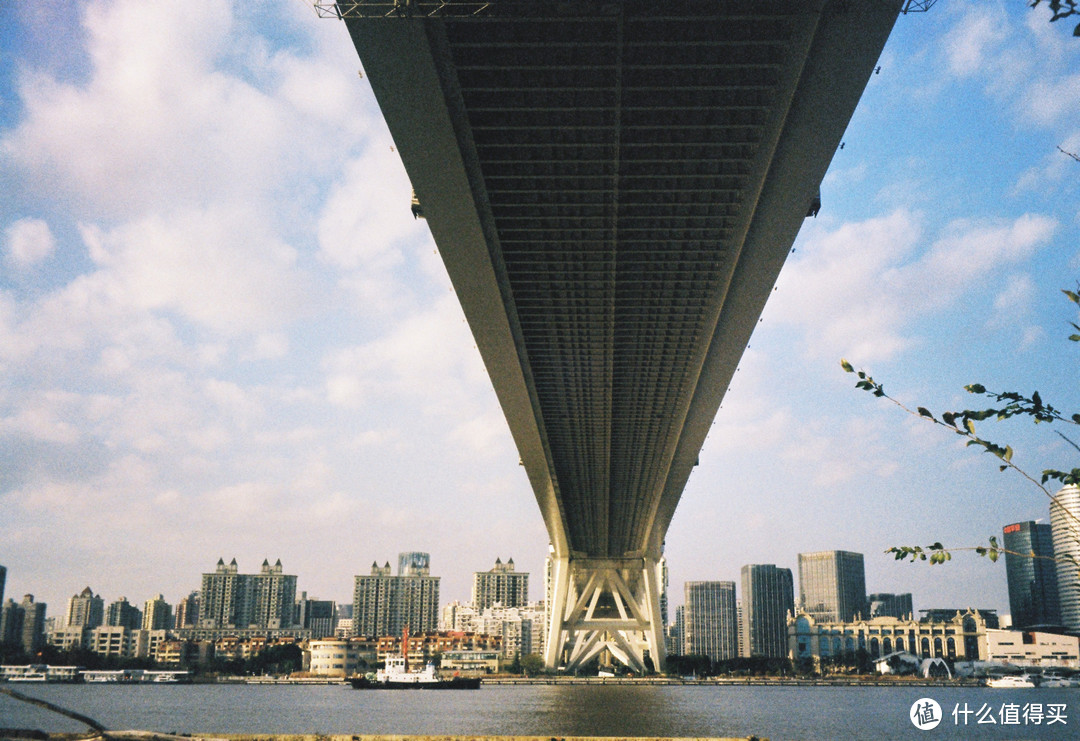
[{"x1": 544, "y1": 556, "x2": 666, "y2": 674}]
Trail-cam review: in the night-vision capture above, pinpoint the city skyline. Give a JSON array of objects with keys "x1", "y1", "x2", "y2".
[{"x1": 2, "y1": 2, "x2": 1079, "y2": 617}]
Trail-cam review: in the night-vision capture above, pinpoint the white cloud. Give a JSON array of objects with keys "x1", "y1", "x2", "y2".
[
  {"x1": 79, "y1": 207, "x2": 312, "y2": 334},
  {"x1": 4, "y1": 218, "x2": 56, "y2": 269},
  {"x1": 944, "y1": 5, "x2": 1008, "y2": 78},
  {"x1": 316, "y1": 150, "x2": 429, "y2": 315},
  {"x1": 0, "y1": 390, "x2": 84, "y2": 444},
  {"x1": 770, "y1": 211, "x2": 1057, "y2": 363},
  {"x1": 323, "y1": 292, "x2": 485, "y2": 414},
  {"x1": 1, "y1": 0, "x2": 368, "y2": 221}
]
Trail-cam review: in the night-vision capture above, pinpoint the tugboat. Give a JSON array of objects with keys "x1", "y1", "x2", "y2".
[{"x1": 347, "y1": 627, "x2": 481, "y2": 690}]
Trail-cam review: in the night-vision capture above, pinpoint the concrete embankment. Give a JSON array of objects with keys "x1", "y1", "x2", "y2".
[{"x1": 2, "y1": 735, "x2": 767, "y2": 741}]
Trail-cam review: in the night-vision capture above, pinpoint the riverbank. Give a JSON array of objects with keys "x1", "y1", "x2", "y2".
[
  {"x1": 217, "y1": 675, "x2": 980, "y2": 687},
  {"x1": 455, "y1": 675, "x2": 984, "y2": 687},
  {"x1": 3, "y1": 735, "x2": 764, "y2": 741}
]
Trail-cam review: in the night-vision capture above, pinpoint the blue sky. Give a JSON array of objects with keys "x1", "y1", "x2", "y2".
[{"x1": 1, "y1": 1, "x2": 1078, "y2": 624}]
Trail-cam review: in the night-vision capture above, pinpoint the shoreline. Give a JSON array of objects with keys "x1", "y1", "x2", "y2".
[{"x1": 210, "y1": 675, "x2": 982, "y2": 687}]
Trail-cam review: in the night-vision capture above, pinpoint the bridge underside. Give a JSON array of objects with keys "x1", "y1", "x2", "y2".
[{"x1": 341, "y1": 0, "x2": 898, "y2": 671}]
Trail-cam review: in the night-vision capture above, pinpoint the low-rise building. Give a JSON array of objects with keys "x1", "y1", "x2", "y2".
[
  {"x1": 984, "y1": 629, "x2": 1080, "y2": 669},
  {"x1": 47, "y1": 626, "x2": 88, "y2": 651},
  {"x1": 375, "y1": 630, "x2": 501, "y2": 665},
  {"x1": 441, "y1": 649, "x2": 500, "y2": 673},
  {"x1": 788, "y1": 609, "x2": 994, "y2": 665},
  {"x1": 88, "y1": 625, "x2": 131, "y2": 658},
  {"x1": 307, "y1": 639, "x2": 357, "y2": 677}
]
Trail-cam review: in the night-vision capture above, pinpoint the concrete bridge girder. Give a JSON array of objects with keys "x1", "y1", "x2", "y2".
[{"x1": 341, "y1": 1, "x2": 901, "y2": 673}]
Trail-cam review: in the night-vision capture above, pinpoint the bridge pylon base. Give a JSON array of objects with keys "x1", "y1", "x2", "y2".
[{"x1": 544, "y1": 555, "x2": 666, "y2": 674}]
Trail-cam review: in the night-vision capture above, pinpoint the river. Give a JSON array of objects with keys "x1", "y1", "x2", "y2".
[{"x1": 1, "y1": 683, "x2": 1077, "y2": 740}]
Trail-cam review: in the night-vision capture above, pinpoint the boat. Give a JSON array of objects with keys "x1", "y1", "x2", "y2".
[
  {"x1": 347, "y1": 627, "x2": 480, "y2": 690},
  {"x1": 8, "y1": 671, "x2": 48, "y2": 682},
  {"x1": 986, "y1": 674, "x2": 1036, "y2": 688},
  {"x1": 1040, "y1": 677, "x2": 1071, "y2": 688}
]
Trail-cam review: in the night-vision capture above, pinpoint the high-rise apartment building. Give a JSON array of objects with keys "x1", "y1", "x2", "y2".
[
  {"x1": 105, "y1": 597, "x2": 143, "y2": 630},
  {"x1": 143, "y1": 594, "x2": 173, "y2": 630},
  {"x1": 353, "y1": 553, "x2": 440, "y2": 638},
  {"x1": 199, "y1": 558, "x2": 298, "y2": 629},
  {"x1": 1, "y1": 599, "x2": 21, "y2": 646},
  {"x1": 1051, "y1": 485, "x2": 1080, "y2": 635},
  {"x1": 65, "y1": 587, "x2": 104, "y2": 629},
  {"x1": 7, "y1": 594, "x2": 47, "y2": 653},
  {"x1": 1002, "y1": 521, "x2": 1062, "y2": 632},
  {"x1": 472, "y1": 557, "x2": 529, "y2": 609},
  {"x1": 175, "y1": 592, "x2": 199, "y2": 629},
  {"x1": 740, "y1": 564, "x2": 794, "y2": 659},
  {"x1": 0, "y1": 564, "x2": 6, "y2": 604},
  {"x1": 295, "y1": 592, "x2": 337, "y2": 638},
  {"x1": 798, "y1": 550, "x2": 866, "y2": 623},
  {"x1": 667, "y1": 604, "x2": 684, "y2": 656},
  {"x1": 683, "y1": 581, "x2": 738, "y2": 662},
  {"x1": 441, "y1": 600, "x2": 546, "y2": 657},
  {"x1": 866, "y1": 592, "x2": 914, "y2": 620}
]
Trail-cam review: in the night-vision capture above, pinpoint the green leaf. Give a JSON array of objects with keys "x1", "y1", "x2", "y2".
[
  {"x1": 918, "y1": 407, "x2": 934, "y2": 419},
  {"x1": 964, "y1": 419, "x2": 976, "y2": 435},
  {"x1": 966, "y1": 384, "x2": 986, "y2": 394},
  {"x1": 840, "y1": 359, "x2": 854, "y2": 373}
]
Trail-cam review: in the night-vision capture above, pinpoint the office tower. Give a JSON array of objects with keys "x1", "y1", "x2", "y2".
[
  {"x1": 296, "y1": 592, "x2": 337, "y2": 637},
  {"x1": 1002, "y1": 521, "x2": 1062, "y2": 632},
  {"x1": 472, "y1": 557, "x2": 529, "y2": 609},
  {"x1": 736, "y1": 600, "x2": 745, "y2": 657},
  {"x1": 143, "y1": 594, "x2": 173, "y2": 630},
  {"x1": 1051, "y1": 485, "x2": 1080, "y2": 635},
  {"x1": 866, "y1": 592, "x2": 914, "y2": 620},
  {"x1": 175, "y1": 592, "x2": 199, "y2": 629},
  {"x1": 353, "y1": 553, "x2": 440, "y2": 638},
  {"x1": 798, "y1": 550, "x2": 866, "y2": 622},
  {"x1": 683, "y1": 581, "x2": 738, "y2": 662},
  {"x1": 659, "y1": 552, "x2": 669, "y2": 632},
  {"x1": 199, "y1": 557, "x2": 298, "y2": 629},
  {"x1": 667, "y1": 604, "x2": 684, "y2": 655},
  {"x1": 65, "y1": 586, "x2": 104, "y2": 628},
  {"x1": 1, "y1": 599, "x2": 21, "y2": 646},
  {"x1": 0, "y1": 564, "x2": 5, "y2": 604},
  {"x1": 741, "y1": 564, "x2": 795, "y2": 659},
  {"x1": 106, "y1": 597, "x2": 143, "y2": 630},
  {"x1": 19, "y1": 594, "x2": 46, "y2": 653}
]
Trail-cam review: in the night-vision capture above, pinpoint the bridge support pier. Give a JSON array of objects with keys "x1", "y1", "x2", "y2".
[{"x1": 544, "y1": 555, "x2": 666, "y2": 674}]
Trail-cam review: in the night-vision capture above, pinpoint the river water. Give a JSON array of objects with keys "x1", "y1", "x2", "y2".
[{"x1": 1, "y1": 683, "x2": 1077, "y2": 741}]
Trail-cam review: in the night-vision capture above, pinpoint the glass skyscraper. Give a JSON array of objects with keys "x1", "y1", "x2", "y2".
[
  {"x1": 798, "y1": 550, "x2": 866, "y2": 623},
  {"x1": 740, "y1": 564, "x2": 794, "y2": 658},
  {"x1": 683, "y1": 581, "x2": 737, "y2": 662},
  {"x1": 1002, "y1": 520, "x2": 1062, "y2": 632}
]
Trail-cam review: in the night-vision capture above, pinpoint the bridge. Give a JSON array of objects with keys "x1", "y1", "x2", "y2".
[{"x1": 329, "y1": 0, "x2": 900, "y2": 672}]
